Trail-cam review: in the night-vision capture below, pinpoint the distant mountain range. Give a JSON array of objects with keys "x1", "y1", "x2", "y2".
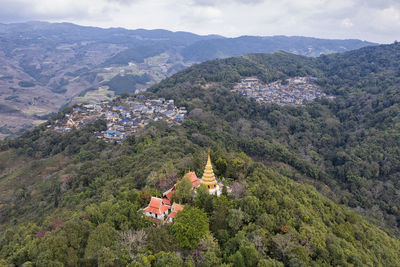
[{"x1": 0, "y1": 21, "x2": 376, "y2": 139}]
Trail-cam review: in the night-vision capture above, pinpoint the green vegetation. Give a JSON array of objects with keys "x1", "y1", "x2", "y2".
[
  {"x1": 172, "y1": 177, "x2": 193, "y2": 204},
  {"x1": 171, "y1": 206, "x2": 209, "y2": 250},
  {"x1": 1, "y1": 43, "x2": 400, "y2": 266},
  {"x1": 1, "y1": 126, "x2": 399, "y2": 265},
  {"x1": 104, "y1": 73, "x2": 152, "y2": 94},
  {"x1": 149, "y1": 42, "x2": 400, "y2": 236}
]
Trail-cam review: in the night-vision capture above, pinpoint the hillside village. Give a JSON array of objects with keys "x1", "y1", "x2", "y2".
[
  {"x1": 143, "y1": 151, "x2": 222, "y2": 224},
  {"x1": 48, "y1": 96, "x2": 186, "y2": 142},
  {"x1": 233, "y1": 76, "x2": 334, "y2": 106}
]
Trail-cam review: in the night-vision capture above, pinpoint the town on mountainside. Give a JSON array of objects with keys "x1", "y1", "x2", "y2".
[
  {"x1": 47, "y1": 96, "x2": 187, "y2": 142},
  {"x1": 233, "y1": 76, "x2": 334, "y2": 106},
  {"x1": 45, "y1": 76, "x2": 335, "y2": 144}
]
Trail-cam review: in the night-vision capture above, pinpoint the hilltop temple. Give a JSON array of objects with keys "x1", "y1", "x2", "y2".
[
  {"x1": 143, "y1": 151, "x2": 221, "y2": 222},
  {"x1": 200, "y1": 152, "x2": 221, "y2": 196}
]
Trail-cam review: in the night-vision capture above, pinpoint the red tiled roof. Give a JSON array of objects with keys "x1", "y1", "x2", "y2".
[
  {"x1": 162, "y1": 187, "x2": 176, "y2": 205},
  {"x1": 144, "y1": 197, "x2": 171, "y2": 215},
  {"x1": 162, "y1": 197, "x2": 171, "y2": 205},
  {"x1": 165, "y1": 190, "x2": 173, "y2": 200},
  {"x1": 168, "y1": 203, "x2": 184, "y2": 219},
  {"x1": 186, "y1": 172, "x2": 200, "y2": 187},
  {"x1": 160, "y1": 205, "x2": 170, "y2": 214}
]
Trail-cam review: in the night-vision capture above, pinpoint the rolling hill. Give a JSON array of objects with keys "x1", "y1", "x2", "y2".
[
  {"x1": 1, "y1": 42, "x2": 400, "y2": 265},
  {"x1": 0, "y1": 21, "x2": 376, "y2": 139}
]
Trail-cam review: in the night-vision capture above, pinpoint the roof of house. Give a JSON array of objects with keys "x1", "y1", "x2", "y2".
[
  {"x1": 162, "y1": 186, "x2": 176, "y2": 205},
  {"x1": 185, "y1": 171, "x2": 200, "y2": 188},
  {"x1": 165, "y1": 190, "x2": 173, "y2": 200},
  {"x1": 168, "y1": 203, "x2": 184, "y2": 219},
  {"x1": 162, "y1": 197, "x2": 171, "y2": 206},
  {"x1": 143, "y1": 197, "x2": 171, "y2": 215}
]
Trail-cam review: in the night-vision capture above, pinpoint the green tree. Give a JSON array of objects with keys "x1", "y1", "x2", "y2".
[
  {"x1": 84, "y1": 224, "x2": 119, "y2": 265},
  {"x1": 215, "y1": 157, "x2": 228, "y2": 177},
  {"x1": 172, "y1": 177, "x2": 193, "y2": 204},
  {"x1": 34, "y1": 233, "x2": 68, "y2": 266},
  {"x1": 153, "y1": 251, "x2": 183, "y2": 267},
  {"x1": 229, "y1": 251, "x2": 245, "y2": 267},
  {"x1": 239, "y1": 245, "x2": 259, "y2": 267},
  {"x1": 146, "y1": 227, "x2": 179, "y2": 253},
  {"x1": 32, "y1": 218, "x2": 91, "y2": 266},
  {"x1": 227, "y1": 209, "x2": 245, "y2": 232},
  {"x1": 257, "y1": 258, "x2": 284, "y2": 267},
  {"x1": 210, "y1": 195, "x2": 230, "y2": 233},
  {"x1": 184, "y1": 256, "x2": 195, "y2": 267},
  {"x1": 200, "y1": 251, "x2": 221, "y2": 267},
  {"x1": 171, "y1": 206, "x2": 209, "y2": 250},
  {"x1": 241, "y1": 196, "x2": 260, "y2": 220},
  {"x1": 194, "y1": 184, "x2": 214, "y2": 213}
]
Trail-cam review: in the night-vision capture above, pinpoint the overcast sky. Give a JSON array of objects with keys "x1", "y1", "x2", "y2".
[{"x1": 0, "y1": 0, "x2": 399, "y2": 43}]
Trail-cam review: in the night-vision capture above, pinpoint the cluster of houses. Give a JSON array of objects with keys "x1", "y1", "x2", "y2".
[
  {"x1": 48, "y1": 96, "x2": 187, "y2": 142},
  {"x1": 143, "y1": 152, "x2": 222, "y2": 223},
  {"x1": 233, "y1": 77, "x2": 334, "y2": 106}
]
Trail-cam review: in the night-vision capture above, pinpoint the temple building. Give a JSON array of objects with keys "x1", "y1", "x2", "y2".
[
  {"x1": 166, "y1": 203, "x2": 184, "y2": 223},
  {"x1": 200, "y1": 151, "x2": 221, "y2": 196},
  {"x1": 143, "y1": 197, "x2": 171, "y2": 220},
  {"x1": 162, "y1": 187, "x2": 176, "y2": 206},
  {"x1": 142, "y1": 150, "x2": 221, "y2": 222},
  {"x1": 184, "y1": 171, "x2": 201, "y2": 189},
  {"x1": 162, "y1": 171, "x2": 200, "y2": 205}
]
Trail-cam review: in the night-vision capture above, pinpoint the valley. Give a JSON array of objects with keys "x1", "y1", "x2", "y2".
[{"x1": 0, "y1": 21, "x2": 375, "y2": 139}]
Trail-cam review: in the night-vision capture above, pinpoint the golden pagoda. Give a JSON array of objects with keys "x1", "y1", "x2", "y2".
[{"x1": 201, "y1": 150, "x2": 221, "y2": 196}]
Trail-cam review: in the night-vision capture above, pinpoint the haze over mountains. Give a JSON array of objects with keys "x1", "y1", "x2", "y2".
[{"x1": 0, "y1": 21, "x2": 376, "y2": 139}]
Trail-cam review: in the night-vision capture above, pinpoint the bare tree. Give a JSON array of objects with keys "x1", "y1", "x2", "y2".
[{"x1": 120, "y1": 229, "x2": 148, "y2": 261}]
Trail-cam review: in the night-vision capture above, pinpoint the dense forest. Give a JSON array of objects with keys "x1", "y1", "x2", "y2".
[
  {"x1": 1, "y1": 43, "x2": 400, "y2": 266},
  {"x1": 149, "y1": 43, "x2": 400, "y2": 235}
]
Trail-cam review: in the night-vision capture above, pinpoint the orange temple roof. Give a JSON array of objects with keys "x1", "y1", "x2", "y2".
[
  {"x1": 168, "y1": 203, "x2": 184, "y2": 219},
  {"x1": 185, "y1": 171, "x2": 200, "y2": 187},
  {"x1": 144, "y1": 197, "x2": 171, "y2": 215}
]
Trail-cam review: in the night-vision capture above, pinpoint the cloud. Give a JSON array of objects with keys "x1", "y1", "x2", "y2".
[
  {"x1": 191, "y1": 0, "x2": 265, "y2": 6},
  {"x1": 0, "y1": 0, "x2": 36, "y2": 22},
  {"x1": 107, "y1": 0, "x2": 140, "y2": 5},
  {"x1": 0, "y1": 0, "x2": 398, "y2": 43},
  {"x1": 341, "y1": 18, "x2": 354, "y2": 28},
  {"x1": 357, "y1": 0, "x2": 400, "y2": 9},
  {"x1": 0, "y1": 0, "x2": 98, "y2": 22},
  {"x1": 181, "y1": 6, "x2": 223, "y2": 24}
]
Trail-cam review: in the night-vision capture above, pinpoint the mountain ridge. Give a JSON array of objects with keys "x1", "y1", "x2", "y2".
[
  {"x1": 0, "y1": 21, "x2": 376, "y2": 139},
  {"x1": 1, "y1": 43, "x2": 400, "y2": 265}
]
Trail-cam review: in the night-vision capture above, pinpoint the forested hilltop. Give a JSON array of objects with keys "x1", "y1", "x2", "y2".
[
  {"x1": 1, "y1": 43, "x2": 400, "y2": 266},
  {"x1": 149, "y1": 42, "x2": 400, "y2": 235}
]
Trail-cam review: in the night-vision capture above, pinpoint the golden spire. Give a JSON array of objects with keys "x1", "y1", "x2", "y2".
[{"x1": 201, "y1": 150, "x2": 217, "y2": 189}]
